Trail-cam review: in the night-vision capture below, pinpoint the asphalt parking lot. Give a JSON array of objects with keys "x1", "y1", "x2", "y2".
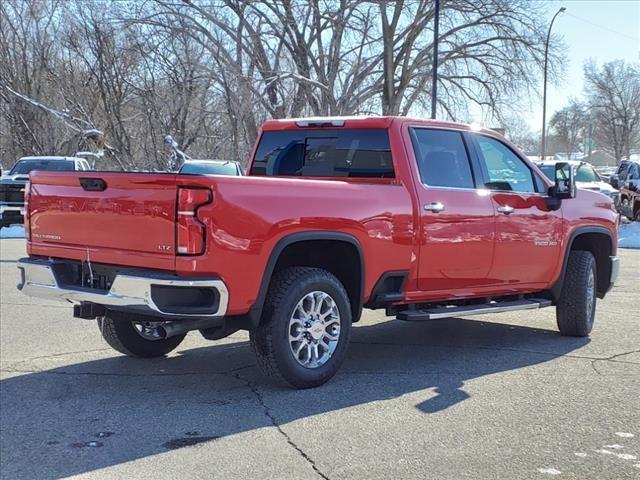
[{"x1": 1, "y1": 238, "x2": 638, "y2": 480}]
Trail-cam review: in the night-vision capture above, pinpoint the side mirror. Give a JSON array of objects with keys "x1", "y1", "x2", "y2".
[{"x1": 550, "y1": 162, "x2": 576, "y2": 199}]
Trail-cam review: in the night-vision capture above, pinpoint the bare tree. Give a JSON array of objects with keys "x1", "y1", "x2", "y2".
[
  {"x1": 0, "y1": 0, "x2": 566, "y2": 171},
  {"x1": 503, "y1": 115, "x2": 539, "y2": 155},
  {"x1": 549, "y1": 100, "x2": 587, "y2": 158},
  {"x1": 584, "y1": 60, "x2": 640, "y2": 163}
]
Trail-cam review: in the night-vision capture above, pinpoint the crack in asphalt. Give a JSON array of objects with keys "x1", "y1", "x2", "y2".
[
  {"x1": 233, "y1": 372, "x2": 331, "y2": 480},
  {"x1": 351, "y1": 341, "x2": 640, "y2": 365},
  {"x1": 599, "y1": 349, "x2": 640, "y2": 362},
  {"x1": 3, "y1": 345, "x2": 638, "y2": 379},
  {"x1": 0, "y1": 364, "x2": 254, "y2": 378},
  {"x1": 0, "y1": 302, "x2": 70, "y2": 308},
  {"x1": 590, "y1": 349, "x2": 640, "y2": 375},
  {"x1": 2, "y1": 348, "x2": 114, "y2": 370}
]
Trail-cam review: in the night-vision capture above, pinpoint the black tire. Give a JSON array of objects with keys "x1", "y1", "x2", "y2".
[
  {"x1": 556, "y1": 251, "x2": 597, "y2": 337},
  {"x1": 250, "y1": 267, "x2": 352, "y2": 389},
  {"x1": 98, "y1": 310, "x2": 185, "y2": 358}
]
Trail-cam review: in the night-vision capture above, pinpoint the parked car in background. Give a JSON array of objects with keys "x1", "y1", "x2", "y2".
[
  {"x1": 593, "y1": 166, "x2": 617, "y2": 182},
  {"x1": 178, "y1": 159, "x2": 243, "y2": 176},
  {"x1": 609, "y1": 160, "x2": 632, "y2": 190},
  {"x1": 618, "y1": 160, "x2": 640, "y2": 221},
  {"x1": 0, "y1": 156, "x2": 92, "y2": 228},
  {"x1": 536, "y1": 160, "x2": 618, "y2": 202}
]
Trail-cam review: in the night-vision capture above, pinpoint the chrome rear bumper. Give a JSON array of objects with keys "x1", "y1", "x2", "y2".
[{"x1": 17, "y1": 258, "x2": 228, "y2": 318}]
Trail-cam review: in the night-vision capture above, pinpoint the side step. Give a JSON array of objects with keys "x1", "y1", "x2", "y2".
[{"x1": 396, "y1": 298, "x2": 552, "y2": 321}]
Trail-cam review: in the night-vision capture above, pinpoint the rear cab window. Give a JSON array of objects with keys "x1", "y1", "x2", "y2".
[
  {"x1": 250, "y1": 129, "x2": 394, "y2": 178},
  {"x1": 10, "y1": 159, "x2": 75, "y2": 175}
]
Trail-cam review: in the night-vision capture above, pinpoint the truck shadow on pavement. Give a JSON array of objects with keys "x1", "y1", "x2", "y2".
[{"x1": 0, "y1": 317, "x2": 589, "y2": 479}]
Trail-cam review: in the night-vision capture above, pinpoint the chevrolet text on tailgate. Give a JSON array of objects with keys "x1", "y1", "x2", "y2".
[{"x1": 17, "y1": 117, "x2": 619, "y2": 388}]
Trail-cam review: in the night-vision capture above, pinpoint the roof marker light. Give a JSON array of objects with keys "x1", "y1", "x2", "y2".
[{"x1": 295, "y1": 119, "x2": 345, "y2": 128}]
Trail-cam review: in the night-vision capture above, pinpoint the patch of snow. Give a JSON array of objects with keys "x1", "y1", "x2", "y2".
[
  {"x1": 617, "y1": 453, "x2": 637, "y2": 460},
  {"x1": 619, "y1": 222, "x2": 640, "y2": 249},
  {"x1": 615, "y1": 432, "x2": 635, "y2": 438},
  {"x1": 596, "y1": 449, "x2": 615, "y2": 455},
  {"x1": 574, "y1": 452, "x2": 587, "y2": 457},
  {"x1": 0, "y1": 225, "x2": 25, "y2": 238},
  {"x1": 537, "y1": 467, "x2": 561, "y2": 475}
]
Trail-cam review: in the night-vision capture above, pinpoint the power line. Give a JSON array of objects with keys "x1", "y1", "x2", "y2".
[{"x1": 565, "y1": 12, "x2": 638, "y2": 42}]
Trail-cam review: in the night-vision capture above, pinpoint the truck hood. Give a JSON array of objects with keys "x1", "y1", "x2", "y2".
[
  {"x1": 0, "y1": 175, "x2": 29, "y2": 186},
  {"x1": 577, "y1": 180, "x2": 616, "y2": 197}
]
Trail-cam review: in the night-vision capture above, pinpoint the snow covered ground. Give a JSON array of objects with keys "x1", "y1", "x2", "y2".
[
  {"x1": 618, "y1": 221, "x2": 640, "y2": 249},
  {"x1": 0, "y1": 225, "x2": 25, "y2": 239},
  {"x1": 3, "y1": 223, "x2": 640, "y2": 248}
]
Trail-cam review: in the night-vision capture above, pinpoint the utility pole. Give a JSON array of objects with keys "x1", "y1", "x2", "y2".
[
  {"x1": 430, "y1": 0, "x2": 440, "y2": 119},
  {"x1": 540, "y1": 7, "x2": 566, "y2": 160}
]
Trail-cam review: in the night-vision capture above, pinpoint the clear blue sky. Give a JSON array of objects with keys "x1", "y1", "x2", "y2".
[{"x1": 471, "y1": 0, "x2": 640, "y2": 132}]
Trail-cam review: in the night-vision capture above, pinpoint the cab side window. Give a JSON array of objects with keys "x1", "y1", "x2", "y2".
[
  {"x1": 409, "y1": 128, "x2": 475, "y2": 189},
  {"x1": 474, "y1": 135, "x2": 537, "y2": 193}
]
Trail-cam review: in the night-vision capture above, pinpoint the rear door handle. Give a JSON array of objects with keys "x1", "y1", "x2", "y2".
[
  {"x1": 424, "y1": 202, "x2": 445, "y2": 213},
  {"x1": 497, "y1": 205, "x2": 514, "y2": 215}
]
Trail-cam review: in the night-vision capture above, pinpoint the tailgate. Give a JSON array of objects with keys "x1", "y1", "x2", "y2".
[{"x1": 28, "y1": 172, "x2": 178, "y2": 271}]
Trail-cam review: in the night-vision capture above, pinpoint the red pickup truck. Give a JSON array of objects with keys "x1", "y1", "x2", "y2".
[{"x1": 17, "y1": 117, "x2": 619, "y2": 388}]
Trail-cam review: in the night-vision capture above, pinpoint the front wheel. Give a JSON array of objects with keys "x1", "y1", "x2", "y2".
[
  {"x1": 556, "y1": 251, "x2": 597, "y2": 337},
  {"x1": 250, "y1": 267, "x2": 352, "y2": 389},
  {"x1": 98, "y1": 310, "x2": 186, "y2": 358}
]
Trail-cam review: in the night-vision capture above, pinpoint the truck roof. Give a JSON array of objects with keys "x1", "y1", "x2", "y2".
[
  {"x1": 18, "y1": 156, "x2": 84, "y2": 162},
  {"x1": 261, "y1": 116, "x2": 497, "y2": 136}
]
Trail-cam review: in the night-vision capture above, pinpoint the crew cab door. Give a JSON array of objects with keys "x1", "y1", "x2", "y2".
[
  {"x1": 407, "y1": 127, "x2": 495, "y2": 291},
  {"x1": 468, "y1": 134, "x2": 562, "y2": 286}
]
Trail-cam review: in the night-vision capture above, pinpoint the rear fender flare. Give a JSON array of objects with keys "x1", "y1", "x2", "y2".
[{"x1": 233, "y1": 231, "x2": 365, "y2": 330}]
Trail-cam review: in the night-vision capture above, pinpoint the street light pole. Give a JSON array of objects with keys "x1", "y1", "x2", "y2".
[
  {"x1": 431, "y1": 0, "x2": 440, "y2": 119},
  {"x1": 540, "y1": 6, "x2": 566, "y2": 160}
]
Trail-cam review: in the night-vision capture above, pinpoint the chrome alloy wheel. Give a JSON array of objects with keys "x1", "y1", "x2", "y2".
[
  {"x1": 133, "y1": 321, "x2": 163, "y2": 341},
  {"x1": 288, "y1": 291, "x2": 341, "y2": 369},
  {"x1": 586, "y1": 268, "x2": 595, "y2": 320}
]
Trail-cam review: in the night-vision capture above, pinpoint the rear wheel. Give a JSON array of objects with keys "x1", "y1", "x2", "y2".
[
  {"x1": 556, "y1": 251, "x2": 597, "y2": 337},
  {"x1": 98, "y1": 310, "x2": 185, "y2": 358},
  {"x1": 250, "y1": 267, "x2": 352, "y2": 389}
]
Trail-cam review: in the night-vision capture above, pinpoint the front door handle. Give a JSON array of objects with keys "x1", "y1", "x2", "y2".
[
  {"x1": 497, "y1": 205, "x2": 514, "y2": 215},
  {"x1": 424, "y1": 202, "x2": 445, "y2": 213}
]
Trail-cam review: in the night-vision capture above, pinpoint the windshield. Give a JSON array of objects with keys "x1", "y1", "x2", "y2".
[
  {"x1": 9, "y1": 159, "x2": 75, "y2": 175},
  {"x1": 179, "y1": 162, "x2": 239, "y2": 176},
  {"x1": 575, "y1": 165, "x2": 600, "y2": 182}
]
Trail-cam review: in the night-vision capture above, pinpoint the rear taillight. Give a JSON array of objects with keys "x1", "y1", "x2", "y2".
[
  {"x1": 176, "y1": 187, "x2": 211, "y2": 255},
  {"x1": 24, "y1": 181, "x2": 31, "y2": 240}
]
